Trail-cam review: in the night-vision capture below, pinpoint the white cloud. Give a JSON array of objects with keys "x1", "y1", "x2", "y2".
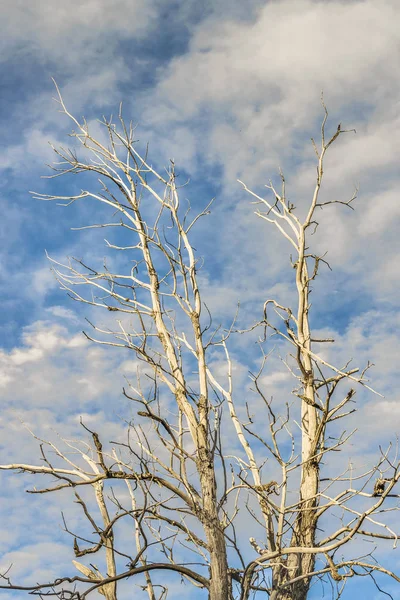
[
  {"x1": 8, "y1": 346, "x2": 44, "y2": 366},
  {"x1": 46, "y1": 305, "x2": 79, "y2": 322},
  {"x1": 30, "y1": 264, "x2": 58, "y2": 296},
  {"x1": 0, "y1": 542, "x2": 72, "y2": 584},
  {"x1": 261, "y1": 370, "x2": 291, "y2": 386},
  {"x1": 0, "y1": 320, "x2": 123, "y2": 411},
  {"x1": 0, "y1": 0, "x2": 155, "y2": 68},
  {"x1": 145, "y1": 0, "x2": 400, "y2": 183},
  {"x1": 0, "y1": 128, "x2": 63, "y2": 172}
]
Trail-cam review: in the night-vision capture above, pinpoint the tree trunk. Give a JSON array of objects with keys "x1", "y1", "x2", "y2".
[
  {"x1": 270, "y1": 463, "x2": 319, "y2": 599},
  {"x1": 197, "y1": 453, "x2": 230, "y2": 600},
  {"x1": 206, "y1": 521, "x2": 230, "y2": 600},
  {"x1": 269, "y1": 254, "x2": 320, "y2": 600}
]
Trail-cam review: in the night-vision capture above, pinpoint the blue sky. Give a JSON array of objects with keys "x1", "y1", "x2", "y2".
[{"x1": 1, "y1": 0, "x2": 400, "y2": 598}]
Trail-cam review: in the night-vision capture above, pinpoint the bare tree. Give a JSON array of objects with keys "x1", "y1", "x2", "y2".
[{"x1": 1, "y1": 87, "x2": 400, "y2": 600}]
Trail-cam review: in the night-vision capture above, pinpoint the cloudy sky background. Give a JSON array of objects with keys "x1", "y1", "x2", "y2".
[{"x1": 1, "y1": 0, "x2": 400, "y2": 598}]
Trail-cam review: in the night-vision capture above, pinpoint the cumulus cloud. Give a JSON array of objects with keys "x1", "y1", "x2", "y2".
[
  {"x1": 0, "y1": 0, "x2": 155, "y2": 68},
  {"x1": 0, "y1": 319, "x2": 125, "y2": 411},
  {"x1": 144, "y1": 0, "x2": 400, "y2": 180}
]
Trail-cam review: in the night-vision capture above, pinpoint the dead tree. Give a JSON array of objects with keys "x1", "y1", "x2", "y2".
[{"x1": 1, "y1": 87, "x2": 400, "y2": 600}]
